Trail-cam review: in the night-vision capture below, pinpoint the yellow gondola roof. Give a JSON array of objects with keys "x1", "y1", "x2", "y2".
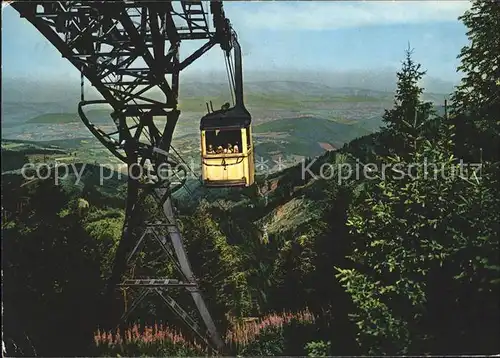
[{"x1": 200, "y1": 106, "x2": 251, "y2": 130}]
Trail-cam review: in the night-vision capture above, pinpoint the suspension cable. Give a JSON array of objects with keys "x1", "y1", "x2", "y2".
[
  {"x1": 224, "y1": 53, "x2": 235, "y2": 106},
  {"x1": 80, "y1": 64, "x2": 85, "y2": 101},
  {"x1": 227, "y1": 53, "x2": 236, "y2": 105}
]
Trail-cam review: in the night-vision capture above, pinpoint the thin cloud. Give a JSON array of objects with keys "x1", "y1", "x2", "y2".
[{"x1": 226, "y1": 1, "x2": 471, "y2": 31}]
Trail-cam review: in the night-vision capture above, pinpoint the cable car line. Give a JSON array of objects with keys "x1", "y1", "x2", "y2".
[
  {"x1": 228, "y1": 53, "x2": 236, "y2": 100},
  {"x1": 11, "y1": 1, "x2": 256, "y2": 352},
  {"x1": 224, "y1": 54, "x2": 235, "y2": 106},
  {"x1": 199, "y1": 18, "x2": 255, "y2": 188}
]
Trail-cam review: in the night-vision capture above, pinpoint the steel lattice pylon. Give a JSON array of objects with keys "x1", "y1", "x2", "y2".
[{"x1": 11, "y1": 0, "x2": 235, "y2": 352}]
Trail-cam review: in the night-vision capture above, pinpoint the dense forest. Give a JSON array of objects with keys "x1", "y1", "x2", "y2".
[{"x1": 2, "y1": 1, "x2": 499, "y2": 356}]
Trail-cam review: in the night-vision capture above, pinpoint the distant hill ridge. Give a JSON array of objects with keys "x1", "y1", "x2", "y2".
[{"x1": 3, "y1": 78, "x2": 451, "y2": 105}]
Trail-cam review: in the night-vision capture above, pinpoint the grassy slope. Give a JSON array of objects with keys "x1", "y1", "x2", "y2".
[
  {"x1": 28, "y1": 113, "x2": 80, "y2": 124},
  {"x1": 178, "y1": 93, "x2": 384, "y2": 112},
  {"x1": 2, "y1": 138, "x2": 89, "y2": 149},
  {"x1": 253, "y1": 116, "x2": 371, "y2": 151},
  {"x1": 26, "y1": 109, "x2": 113, "y2": 124}
]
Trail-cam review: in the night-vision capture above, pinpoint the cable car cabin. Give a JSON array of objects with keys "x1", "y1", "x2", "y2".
[{"x1": 200, "y1": 106, "x2": 255, "y2": 187}]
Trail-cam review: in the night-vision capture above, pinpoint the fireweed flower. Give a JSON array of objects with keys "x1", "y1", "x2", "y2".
[{"x1": 93, "y1": 309, "x2": 314, "y2": 354}]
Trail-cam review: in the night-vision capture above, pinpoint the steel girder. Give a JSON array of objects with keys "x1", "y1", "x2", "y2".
[
  {"x1": 11, "y1": 0, "x2": 231, "y2": 352},
  {"x1": 13, "y1": 0, "x2": 220, "y2": 157}
]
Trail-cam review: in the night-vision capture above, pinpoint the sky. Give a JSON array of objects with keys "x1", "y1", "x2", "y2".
[{"x1": 1, "y1": 1, "x2": 471, "y2": 89}]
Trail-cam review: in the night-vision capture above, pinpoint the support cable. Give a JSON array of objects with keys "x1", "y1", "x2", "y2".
[
  {"x1": 228, "y1": 53, "x2": 236, "y2": 104},
  {"x1": 224, "y1": 54, "x2": 235, "y2": 106},
  {"x1": 80, "y1": 64, "x2": 85, "y2": 101}
]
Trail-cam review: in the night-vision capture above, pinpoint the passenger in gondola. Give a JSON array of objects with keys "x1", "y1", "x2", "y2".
[
  {"x1": 227, "y1": 143, "x2": 233, "y2": 153},
  {"x1": 216, "y1": 146, "x2": 224, "y2": 154},
  {"x1": 233, "y1": 144, "x2": 239, "y2": 153},
  {"x1": 207, "y1": 144, "x2": 215, "y2": 154}
]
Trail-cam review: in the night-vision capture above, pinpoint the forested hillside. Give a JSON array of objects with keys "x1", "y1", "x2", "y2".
[{"x1": 2, "y1": 1, "x2": 499, "y2": 356}]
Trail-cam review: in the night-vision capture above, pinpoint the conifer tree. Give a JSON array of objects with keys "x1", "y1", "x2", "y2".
[
  {"x1": 381, "y1": 45, "x2": 434, "y2": 158},
  {"x1": 451, "y1": 0, "x2": 500, "y2": 161},
  {"x1": 335, "y1": 43, "x2": 498, "y2": 354}
]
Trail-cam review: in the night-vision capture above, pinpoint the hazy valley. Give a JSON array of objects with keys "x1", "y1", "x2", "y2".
[{"x1": 2, "y1": 79, "x2": 449, "y2": 176}]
